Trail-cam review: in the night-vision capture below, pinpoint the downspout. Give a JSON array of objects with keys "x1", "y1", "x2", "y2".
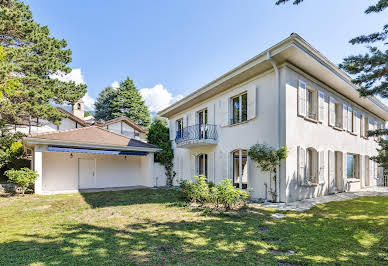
[{"x1": 266, "y1": 51, "x2": 281, "y2": 203}]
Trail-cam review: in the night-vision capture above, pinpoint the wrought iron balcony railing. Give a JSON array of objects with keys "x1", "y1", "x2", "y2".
[{"x1": 175, "y1": 124, "x2": 218, "y2": 145}]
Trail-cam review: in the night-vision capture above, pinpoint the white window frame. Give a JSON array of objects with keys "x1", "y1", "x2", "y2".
[{"x1": 230, "y1": 92, "x2": 248, "y2": 125}]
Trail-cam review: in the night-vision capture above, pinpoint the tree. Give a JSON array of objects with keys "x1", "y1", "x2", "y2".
[
  {"x1": 276, "y1": 0, "x2": 388, "y2": 169},
  {"x1": 5, "y1": 168, "x2": 38, "y2": 195},
  {"x1": 94, "y1": 77, "x2": 151, "y2": 127},
  {"x1": 0, "y1": 121, "x2": 26, "y2": 180},
  {"x1": 94, "y1": 86, "x2": 116, "y2": 121},
  {"x1": 147, "y1": 117, "x2": 176, "y2": 186},
  {"x1": 248, "y1": 144, "x2": 288, "y2": 202},
  {"x1": 0, "y1": 0, "x2": 86, "y2": 126}
]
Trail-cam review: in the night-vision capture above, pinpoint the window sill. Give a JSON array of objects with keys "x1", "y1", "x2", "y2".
[
  {"x1": 331, "y1": 125, "x2": 344, "y2": 131},
  {"x1": 304, "y1": 116, "x2": 319, "y2": 124},
  {"x1": 349, "y1": 131, "x2": 357, "y2": 136},
  {"x1": 346, "y1": 178, "x2": 360, "y2": 183},
  {"x1": 362, "y1": 136, "x2": 369, "y2": 140},
  {"x1": 223, "y1": 117, "x2": 256, "y2": 128}
]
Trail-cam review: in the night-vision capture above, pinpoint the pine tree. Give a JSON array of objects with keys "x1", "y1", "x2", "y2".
[
  {"x1": 94, "y1": 77, "x2": 151, "y2": 127},
  {"x1": 276, "y1": 0, "x2": 388, "y2": 169},
  {"x1": 0, "y1": 0, "x2": 86, "y2": 125}
]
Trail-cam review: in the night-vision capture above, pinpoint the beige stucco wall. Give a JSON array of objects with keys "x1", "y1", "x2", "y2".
[
  {"x1": 40, "y1": 151, "x2": 152, "y2": 193},
  {"x1": 283, "y1": 65, "x2": 381, "y2": 202}
]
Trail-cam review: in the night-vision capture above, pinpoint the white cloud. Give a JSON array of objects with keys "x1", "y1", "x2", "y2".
[
  {"x1": 51, "y1": 68, "x2": 96, "y2": 110},
  {"x1": 51, "y1": 68, "x2": 85, "y2": 85},
  {"x1": 139, "y1": 84, "x2": 183, "y2": 113},
  {"x1": 111, "y1": 80, "x2": 120, "y2": 89}
]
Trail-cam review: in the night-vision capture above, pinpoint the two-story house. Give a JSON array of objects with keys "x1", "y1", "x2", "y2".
[{"x1": 158, "y1": 33, "x2": 388, "y2": 202}]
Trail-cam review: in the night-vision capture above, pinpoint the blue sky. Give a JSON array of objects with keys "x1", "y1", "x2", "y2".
[{"x1": 26, "y1": 0, "x2": 387, "y2": 111}]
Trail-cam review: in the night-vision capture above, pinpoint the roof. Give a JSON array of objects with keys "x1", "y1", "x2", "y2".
[
  {"x1": 103, "y1": 117, "x2": 147, "y2": 133},
  {"x1": 57, "y1": 107, "x2": 87, "y2": 127},
  {"x1": 25, "y1": 126, "x2": 158, "y2": 151},
  {"x1": 158, "y1": 33, "x2": 388, "y2": 121}
]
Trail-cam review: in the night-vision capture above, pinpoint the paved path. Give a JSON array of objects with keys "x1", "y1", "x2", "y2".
[{"x1": 257, "y1": 187, "x2": 388, "y2": 212}]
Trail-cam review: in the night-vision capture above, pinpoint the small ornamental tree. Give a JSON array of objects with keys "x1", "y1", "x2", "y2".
[
  {"x1": 248, "y1": 144, "x2": 288, "y2": 202},
  {"x1": 147, "y1": 117, "x2": 176, "y2": 186},
  {"x1": 5, "y1": 168, "x2": 38, "y2": 195}
]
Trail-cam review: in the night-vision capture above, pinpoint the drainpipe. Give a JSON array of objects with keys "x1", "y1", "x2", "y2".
[{"x1": 266, "y1": 51, "x2": 281, "y2": 203}]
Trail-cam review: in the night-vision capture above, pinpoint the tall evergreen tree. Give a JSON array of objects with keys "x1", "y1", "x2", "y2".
[
  {"x1": 276, "y1": 0, "x2": 388, "y2": 169},
  {"x1": 94, "y1": 77, "x2": 151, "y2": 127},
  {"x1": 94, "y1": 86, "x2": 116, "y2": 121},
  {"x1": 0, "y1": 0, "x2": 86, "y2": 125}
]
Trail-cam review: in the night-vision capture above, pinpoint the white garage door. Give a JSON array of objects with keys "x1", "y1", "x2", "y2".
[{"x1": 78, "y1": 159, "x2": 96, "y2": 189}]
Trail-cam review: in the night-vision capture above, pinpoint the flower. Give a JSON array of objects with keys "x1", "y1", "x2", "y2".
[{"x1": 182, "y1": 188, "x2": 186, "y2": 192}]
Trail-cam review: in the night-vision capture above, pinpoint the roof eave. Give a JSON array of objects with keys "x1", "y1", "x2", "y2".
[{"x1": 24, "y1": 137, "x2": 161, "y2": 152}]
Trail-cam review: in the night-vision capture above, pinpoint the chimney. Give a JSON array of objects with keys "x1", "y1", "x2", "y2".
[{"x1": 72, "y1": 99, "x2": 84, "y2": 120}]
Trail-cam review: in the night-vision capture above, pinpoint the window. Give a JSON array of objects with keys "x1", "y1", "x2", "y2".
[
  {"x1": 347, "y1": 154, "x2": 360, "y2": 179},
  {"x1": 306, "y1": 89, "x2": 317, "y2": 120},
  {"x1": 176, "y1": 118, "x2": 184, "y2": 139},
  {"x1": 335, "y1": 103, "x2": 343, "y2": 128},
  {"x1": 197, "y1": 109, "x2": 208, "y2": 139},
  {"x1": 196, "y1": 154, "x2": 208, "y2": 179},
  {"x1": 231, "y1": 93, "x2": 247, "y2": 125},
  {"x1": 77, "y1": 103, "x2": 81, "y2": 110},
  {"x1": 364, "y1": 116, "x2": 369, "y2": 137},
  {"x1": 348, "y1": 107, "x2": 354, "y2": 132},
  {"x1": 306, "y1": 148, "x2": 318, "y2": 184},
  {"x1": 232, "y1": 149, "x2": 248, "y2": 189}
]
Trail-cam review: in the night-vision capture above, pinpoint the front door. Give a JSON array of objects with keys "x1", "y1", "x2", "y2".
[{"x1": 79, "y1": 159, "x2": 96, "y2": 189}]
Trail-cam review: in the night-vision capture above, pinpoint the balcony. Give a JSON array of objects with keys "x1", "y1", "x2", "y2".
[{"x1": 175, "y1": 124, "x2": 218, "y2": 148}]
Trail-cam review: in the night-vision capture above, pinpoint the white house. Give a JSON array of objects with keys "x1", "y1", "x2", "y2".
[
  {"x1": 24, "y1": 126, "x2": 159, "y2": 194},
  {"x1": 158, "y1": 33, "x2": 388, "y2": 202}
]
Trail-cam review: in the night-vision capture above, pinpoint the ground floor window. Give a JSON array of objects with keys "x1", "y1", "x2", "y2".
[
  {"x1": 232, "y1": 149, "x2": 247, "y2": 189},
  {"x1": 196, "y1": 154, "x2": 208, "y2": 179},
  {"x1": 347, "y1": 153, "x2": 360, "y2": 179},
  {"x1": 306, "y1": 147, "x2": 318, "y2": 184}
]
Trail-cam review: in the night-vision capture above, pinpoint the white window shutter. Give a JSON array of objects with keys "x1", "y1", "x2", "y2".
[
  {"x1": 328, "y1": 151, "x2": 335, "y2": 193},
  {"x1": 298, "y1": 80, "x2": 307, "y2": 116},
  {"x1": 343, "y1": 153, "x2": 348, "y2": 184},
  {"x1": 329, "y1": 97, "x2": 335, "y2": 126},
  {"x1": 354, "y1": 110, "x2": 359, "y2": 135},
  {"x1": 348, "y1": 106, "x2": 352, "y2": 132},
  {"x1": 343, "y1": 104, "x2": 348, "y2": 130},
  {"x1": 319, "y1": 150, "x2": 325, "y2": 184},
  {"x1": 318, "y1": 91, "x2": 325, "y2": 122},
  {"x1": 298, "y1": 146, "x2": 306, "y2": 185},
  {"x1": 369, "y1": 159, "x2": 374, "y2": 181},
  {"x1": 247, "y1": 85, "x2": 257, "y2": 120}
]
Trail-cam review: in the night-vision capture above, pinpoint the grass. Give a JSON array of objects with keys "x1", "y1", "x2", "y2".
[{"x1": 0, "y1": 189, "x2": 387, "y2": 265}]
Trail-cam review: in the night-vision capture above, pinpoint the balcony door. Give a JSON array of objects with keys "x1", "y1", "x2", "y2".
[{"x1": 197, "y1": 109, "x2": 208, "y2": 139}]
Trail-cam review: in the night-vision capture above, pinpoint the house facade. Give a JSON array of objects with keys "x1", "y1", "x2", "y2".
[{"x1": 158, "y1": 33, "x2": 388, "y2": 202}]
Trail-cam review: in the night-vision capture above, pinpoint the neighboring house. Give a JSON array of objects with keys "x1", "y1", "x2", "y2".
[
  {"x1": 24, "y1": 126, "x2": 159, "y2": 194},
  {"x1": 158, "y1": 33, "x2": 388, "y2": 202},
  {"x1": 11, "y1": 99, "x2": 148, "y2": 142}
]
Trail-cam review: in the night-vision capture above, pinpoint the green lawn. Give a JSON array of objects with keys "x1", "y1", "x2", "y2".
[{"x1": 0, "y1": 189, "x2": 387, "y2": 265}]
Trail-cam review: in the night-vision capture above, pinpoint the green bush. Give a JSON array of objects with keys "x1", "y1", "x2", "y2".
[
  {"x1": 5, "y1": 168, "x2": 39, "y2": 195},
  {"x1": 180, "y1": 177, "x2": 249, "y2": 209}
]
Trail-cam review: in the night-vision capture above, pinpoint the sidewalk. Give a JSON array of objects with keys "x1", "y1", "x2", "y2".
[{"x1": 258, "y1": 187, "x2": 388, "y2": 212}]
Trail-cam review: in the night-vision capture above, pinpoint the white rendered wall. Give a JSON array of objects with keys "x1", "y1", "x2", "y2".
[
  {"x1": 283, "y1": 66, "x2": 381, "y2": 202},
  {"x1": 169, "y1": 70, "x2": 279, "y2": 200},
  {"x1": 40, "y1": 151, "x2": 153, "y2": 193}
]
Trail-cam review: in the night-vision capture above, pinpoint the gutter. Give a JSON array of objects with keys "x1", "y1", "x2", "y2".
[{"x1": 266, "y1": 51, "x2": 282, "y2": 203}]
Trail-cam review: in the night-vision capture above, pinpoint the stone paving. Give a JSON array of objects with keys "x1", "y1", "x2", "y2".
[{"x1": 257, "y1": 186, "x2": 388, "y2": 212}]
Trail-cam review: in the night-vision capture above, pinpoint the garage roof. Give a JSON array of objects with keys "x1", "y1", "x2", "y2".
[{"x1": 24, "y1": 126, "x2": 159, "y2": 151}]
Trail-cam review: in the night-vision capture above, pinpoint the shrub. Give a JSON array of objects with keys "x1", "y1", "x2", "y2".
[
  {"x1": 179, "y1": 175, "x2": 210, "y2": 204},
  {"x1": 215, "y1": 179, "x2": 243, "y2": 210},
  {"x1": 5, "y1": 168, "x2": 39, "y2": 195}
]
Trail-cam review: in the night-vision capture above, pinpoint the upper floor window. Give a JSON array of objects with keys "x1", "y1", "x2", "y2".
[
  {"x1": 77, "y1": 103, "x2": 81, "y2": 110},
  {"x1": 306, "y1": 89, "x2": 317, "y2": 120},
  {"x1": 364, "y1": 116, "x2": 369, "y2": 137},
  {"x1": 176, "y1": 118, "x2": 184, "y2": 138},
  {"x1": 334, "y1": 102, "x2": 343, "y2": 128},
  {"x1": 231, "y1": 93, "x2": 247, "y2": 125}
]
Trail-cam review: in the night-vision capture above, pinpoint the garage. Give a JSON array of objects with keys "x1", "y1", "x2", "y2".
[{"x1": 24, "y1": 126, "x2": 159, "y2": 194}]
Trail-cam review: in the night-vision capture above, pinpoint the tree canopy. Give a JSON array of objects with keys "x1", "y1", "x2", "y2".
[
  {"x1": 0, "y1": 0, "x2": 86, "y2": 125},
  {"x1": 94, "y1": 77, "x2": 151, "y2": 127}
]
